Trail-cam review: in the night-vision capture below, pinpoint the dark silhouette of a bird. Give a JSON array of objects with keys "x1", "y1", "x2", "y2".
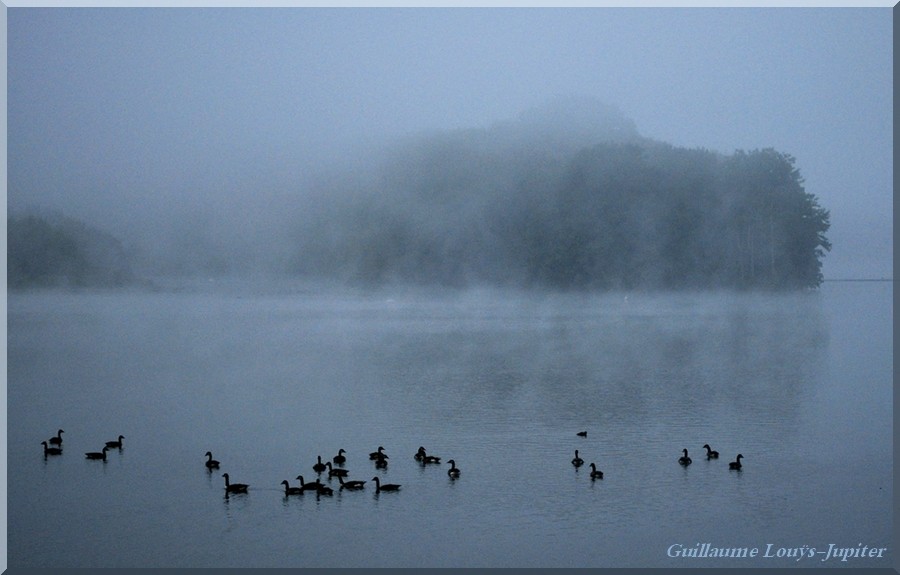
[
  {"x1": 85, "y1": 446, "x2": 109, "y2": 461},
  {"x1": 48, "y1": 429, "x2": 64, "y2": 447},
  {"x1": 371, "y1": 476, "x2": 401, "y2": 492},
  {"x1": 281, "y1": 480, "x2": 303, "y2": 495},
  {"x1": 572, "y1": 450, "x2": 584, "y2": 467},
  {"x1": 338, "y1": 476, "x2": 366, "y2": 490},
  {"x1": 204, "y1": 451, "x2": 220, "y2": 469},
  {"x1": 223, "y1": 473, "x2": 248, "y2": 494},
  {"x1": 105, "y1": 435, "x2": 124, "y2": 449}
]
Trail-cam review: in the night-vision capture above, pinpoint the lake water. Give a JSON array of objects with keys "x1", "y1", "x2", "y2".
[{"x1": 6, "y1": 280, "x2": 893, "y2": 568}]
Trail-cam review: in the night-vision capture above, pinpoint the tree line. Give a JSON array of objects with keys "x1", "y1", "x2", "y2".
[
  {"x1": 9, "y1": 109, "x2": 831, "y2": 291},
  {"x1": 292, "y1": 130, "x2": 831, "y2": 290}
]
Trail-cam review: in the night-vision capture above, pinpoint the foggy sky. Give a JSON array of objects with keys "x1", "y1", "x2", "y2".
[{"x1": 6, "y1": 5, "x2": 893, "y2": 280}]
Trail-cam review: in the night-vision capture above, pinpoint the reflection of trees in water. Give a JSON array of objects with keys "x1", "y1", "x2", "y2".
[{"x1": 369, "y1": 293, "x2": 828, "y2": 443}]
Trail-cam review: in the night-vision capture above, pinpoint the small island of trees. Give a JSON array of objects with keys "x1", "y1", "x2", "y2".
[{"x1": 8, "y1": 105, "x2": 831, "y2": 291}]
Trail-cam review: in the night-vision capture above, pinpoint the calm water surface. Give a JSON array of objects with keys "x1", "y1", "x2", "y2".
[{"x1": 7, "y1": 281, "x2": 893, "y2": 568}]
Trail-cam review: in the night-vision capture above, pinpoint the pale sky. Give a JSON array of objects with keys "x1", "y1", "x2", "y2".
[{"x1": 6, "y1": 4, "x2": 893, "y2": 279}]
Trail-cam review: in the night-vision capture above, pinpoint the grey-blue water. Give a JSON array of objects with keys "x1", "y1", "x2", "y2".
[{"x1": 7, "y1": 281, "x2": 892, "y2": 568}]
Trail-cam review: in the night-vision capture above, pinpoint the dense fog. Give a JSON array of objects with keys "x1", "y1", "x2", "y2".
[
  {"x1": 8, "y1": 100, "x2": 831, "y2": 291},
  {"x1": 7, "y1": 9, "x2": 891, "y2": 287}
]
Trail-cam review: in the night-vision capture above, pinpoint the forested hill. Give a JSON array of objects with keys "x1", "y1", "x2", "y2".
[
  {"x1": 8, "y1": 105, "x2": 832, "y2": 291},
  {"x1": 7, "y1": 213, "x2": 138, "y2": 289},
  {"x1": 292, "y1": 120, "x2": 831, "y2": 290}
]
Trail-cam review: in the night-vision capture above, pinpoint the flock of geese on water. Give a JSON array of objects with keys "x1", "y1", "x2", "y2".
[
  {"x1": 40, "y1": 429, "x2": 464, "y2": 497},
  {"x1": 42, "y1": 428, "x2": 744, "y2": 498},
  {"x1": 212, "y1": 444, "x2": 462, "y2": 497}
]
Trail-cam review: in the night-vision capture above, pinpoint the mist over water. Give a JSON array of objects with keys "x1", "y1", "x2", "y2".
[{"x1": 6, "y1": 281, "x2": 891, "y2": 568}]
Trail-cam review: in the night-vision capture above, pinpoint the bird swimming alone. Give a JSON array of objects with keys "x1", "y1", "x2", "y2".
[
  {"x1": 589, "y1": 462, "x2": 603, "y2": 480},
  {"x1": 204, "y1": 451, "x2": 220, "y2": 469},
  {"x1": 371, "y1": 476, "x2": 401, "y2": 492},
  {"x1": 332, "y1": 449, "x2": 347, "y2": 465},
  {"x1": 729, "y1": 454, "x2": 744, "y2": 470},
  {"x1": 223, "y1": 473, "x2": 248, "y2": 494},
  {"x1": 447, "y1": 459, "x2": 460, "y2": 478},
  {"x1": 577, "y1": 431, "x2": 587, "y2": 437},
  {"x1": 678, "y1": 448, "x2": 692, "y2": 466},
  {"x1": 572, "y1": 450, "x2": 584, "y2": 467},
  {"x1": 41, "y1": 441, "x2": 62, "y2": 456},
  {"x1": 85, "y1": 446, "x2": 110, "y2": 461},
  {"x1": 703, "y1": 444, "x2": 719, "y2": 459},
  {"x1": 105, "y1": 435, "x2": 124, "y2": 449}
]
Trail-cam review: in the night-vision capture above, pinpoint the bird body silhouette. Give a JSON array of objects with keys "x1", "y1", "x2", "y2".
[
  {"x1": 572, "y1": 450, "x2": 584, "y2": 467},
  {"x1": 49, "y1": 429, "x2": 64, "y2": 447},
  {"x1": 338, "y1": 476, "x2": 366, "y2": 490},
  {"x1": 281, "y1": 480, "x2": 303, "y2": 495},
  {"x1": 204, "y1": 451, "x2": 220, "y2": 469},
  {"x1": 85, "y1": 446, "x2": 109, "y2": 461},
  {"x1": 703, "y1": 444, "x2": 719, "y2": 459},
  {"x1": 371, "y1": 476, "x2": 401, "y2": 492},
  {"x1": 223, "y1": 473, "x2": 248, "y2": 494},
  {"x1": 106, "y1": 435, "x2": 124, "y2": 449}
]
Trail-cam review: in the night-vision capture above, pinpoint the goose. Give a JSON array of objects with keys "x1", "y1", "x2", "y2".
[
  {"x1": 414, "y1": 446, "x2": 427, "y2": 461},
  {"x1": 371, "y1": 476, "x2": 401, "y2": 492},
  {"x1": 374, "y1": 457, "x2": 388, "y2": 469},
  {"x1": 678, "y1": 448, "x2": 692, "y2": 466},
  {"x1": 332, "y1": 449, "x2": 347, "y2": 465},
  {"x1": 41, "y1": 441, "x2": 63, "y2": 456},
  {"x1": 446, "y1": 459, "x2": 460, "y2": 478},
  {"x1": 204, "y1": 451, "x2": 220, "y2": 469},
  {"x1": 325, "y1": 461, "x2": 349, "y2": 478},
  {"x1": 729, "y1": 454, "x2": 743, "y2": 470},
  {"x1": 589, "y1": 462, "x2": 604, "y2": 480},
  {"x1": 48, "y1": 429, "x2": 64, "y2": 447},
  {"x1": 296, "y1": 475, "x2": 324, "y2": 492},
  {"x1": 105, "y1": 435, "x2": 124, "y2": 449},
  {"x1": 369, "y1": 446, "x2": 389, "y2": 460},
  {"x1": 422, "y1": 454, "x2": 442, "y2": 465},
  {"x1": 576, "y1": 431, "x2": 587, "y2": 437},
  {"x1": 281, "y1": 480, "x2": 303, "y2": 495},
  {"x1": 85, "y1": 446, "x2": 109, "y2": 461},
  {"x1": 312, "y1": 455, "x2": 327, "y2": 474},
  {"x1": 223, "y1": 473, "x2": 248, "y2": 494},
  {"x1": 316, "y1": 485, "x2": 334, "y2": 496},
  {"x1": 338, "y1": 475, "x2": 366, "y2": 490},
  {"x1": 703, "y1": 444, "x2": 719, "y2": 459},
  {"x1": 572, "y1": 450, "x2": 584, "y2": 467}
]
